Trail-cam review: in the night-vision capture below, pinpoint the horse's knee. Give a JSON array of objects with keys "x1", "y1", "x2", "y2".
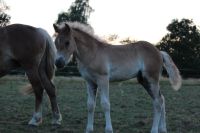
[
  {"x1": 101, "y1": 99, "x2": 110, "y2": 112},
  {"x1": 87, "y1": 100, "x2": 95, "y2": 112},
  {"x1": 153, "y1": 98, "x2": 163, "y2": 112},
  {"x1": 45, "y1": 87, "x2": 56, "y2": 98},
  {"x1": 34, "y1": 88, "x2": 44, "y2": 98}
]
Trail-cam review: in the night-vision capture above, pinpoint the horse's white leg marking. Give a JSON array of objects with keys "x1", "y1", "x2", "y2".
[
  {"x1": 158, "y1": 95, "x2": 167, "y2": 133},
  {"x1": 26, "y1": 69, "x2": 44, "y2": 126},
  {"x1": 151, "y1": 84, "x2": 163, "y2": 133},
  {"x1": 86, "y1": 81, "x2": 97, "y2": 133},
  {"x1": 52, "y1": 112, "x2": 62, "y2": 125},
  {"x1": 28, "y1": 109, "x2": 42, "y2": 126},
  {"x1": 151, "y1": 99, "x2": 162, "y2": 133},
  {"x1": 98, "y1": 77, "x2": 113, "y2": 133},
  {"x1": 42, "y1": 93, "x2": 62, "y2": 125}
]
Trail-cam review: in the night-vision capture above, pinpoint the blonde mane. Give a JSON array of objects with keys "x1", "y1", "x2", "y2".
[
  {"x1": 67, "y1": 22, "x2": 94, "y2": 35},
  {"x1": 60, "y1": 21, "x2": 106, "y2": 43}
]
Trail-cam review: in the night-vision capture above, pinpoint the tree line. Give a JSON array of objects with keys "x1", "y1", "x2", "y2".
[
  {"x1": 1, "y1": 0, "x2": 200, "y2": 78},
  {"x1": 157, "y1": 19, "x2": 200, "y2": 78}
]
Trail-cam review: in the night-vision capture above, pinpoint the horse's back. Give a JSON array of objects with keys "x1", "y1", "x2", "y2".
[
  {"x1": 104, "y1": 41, "x2": 162, "y2": 65},
  {"x1": 103, "y1": 41, "x2": 163, "y2": 81},
  {"x1": 5, "y1": 24, "x2": 45, "y2": 42},
  {"x1": 133, "y1": 41, "x2": 161, "y2": 60}
]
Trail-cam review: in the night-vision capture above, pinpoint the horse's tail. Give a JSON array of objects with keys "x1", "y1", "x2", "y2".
[
  {"x1": 160, "y1": 51, "x2": 182, "y2": 91},
  {"x1": 21, "y1": 29, "x2": 56, "y2": 95},
  {"x1": 43, "y1": 29, "x2": 57, "y2": 80}
]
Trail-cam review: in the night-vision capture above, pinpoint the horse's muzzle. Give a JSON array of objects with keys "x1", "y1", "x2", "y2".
[{"x1": 55, "y1": 57, "x2": 65, "y2": 69}]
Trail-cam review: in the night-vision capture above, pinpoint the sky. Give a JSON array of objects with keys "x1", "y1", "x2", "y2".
[{"x1": 5, "y1": 0, "x2": 200, "y2": 44}]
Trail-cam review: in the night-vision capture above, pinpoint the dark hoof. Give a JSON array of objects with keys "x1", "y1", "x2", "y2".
[
  {"x1": 51, "y1": 124, "x2": 61, "y2": 131},
  {"x1": 27, "y1": 124, "x2": 39, "y2": 132},
  {"x1": 28, "y1": 124, "x2": 37, "y2": 128}
]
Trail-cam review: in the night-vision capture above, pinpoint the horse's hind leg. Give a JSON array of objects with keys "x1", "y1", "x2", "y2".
[
  {"x1": 38, "y1": 69, "x2": 62, "y2": 125},
  {"x1": 25, "y1": 68, "x2": 44, "y2": 126},
  {"x1": 150, "y1": 83, "x2": 166, "y2": 133},
  {"x1": 137, "y1": 73, "x2": 166, "y2": 133},
  {"x1": 86, "y1": 80, "x2": 97, "y2": 133},
  {"x1": 158, "y1": 95, "x2": 167, "y2": 133}
]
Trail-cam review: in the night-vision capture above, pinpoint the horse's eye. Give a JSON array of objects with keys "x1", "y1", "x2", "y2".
[{"x1": 65, "y1": 41, "x2": 69, "y2": 47}]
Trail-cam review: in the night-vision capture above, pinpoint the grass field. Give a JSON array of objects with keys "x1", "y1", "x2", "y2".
[{"x1": 0, "y1": 76, "x2": 199, "y2": 133}]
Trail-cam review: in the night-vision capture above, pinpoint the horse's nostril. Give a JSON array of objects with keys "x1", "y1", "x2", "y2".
[{"x1": 55, "y1": 58, "x2": 65, "y2": 69}]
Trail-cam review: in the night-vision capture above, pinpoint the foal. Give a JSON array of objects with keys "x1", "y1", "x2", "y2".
[
  {"x1": 53, "y1": 22, "x2": 181, "y2": 133},
  {"x1": 0, "y1": 24, "x2": 62, "y2": 126}
]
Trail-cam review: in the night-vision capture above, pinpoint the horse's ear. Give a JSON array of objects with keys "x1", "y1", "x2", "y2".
[
  {"x1": 65, "y1": 23, "x2": 71, "y2": 33},
  {"x1": 53, "y1": 24, "x2": 59, "y2": 33}
]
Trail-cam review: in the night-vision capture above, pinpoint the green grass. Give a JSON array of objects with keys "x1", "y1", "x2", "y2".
[{"x1": 0, "y1": 76, "x2": 199, "y2": 133}]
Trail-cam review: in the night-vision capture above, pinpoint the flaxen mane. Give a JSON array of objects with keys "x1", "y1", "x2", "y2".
[
  {"x1": 61, "y1": 21, "x2": 106, "y2": 43},
  {"x1": 67, "y1": 22, "x2": 94, "y2": 35}
]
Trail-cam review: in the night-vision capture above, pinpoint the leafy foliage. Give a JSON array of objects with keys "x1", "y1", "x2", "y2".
[
  {"x1": 104, "y1": 35, "x2": 136, "y2": 45},
  {"x1": 120, "y1": 37, "x2": 136, "y2": 44},
  {"x1": 56, "y1": 0, "x2": 93, "y2": 24},
  {"x1": 157, "y1": 19, "x2": 200, "y2": 78},
  {"x1": 0, "y1": 0, "x2": 10, "y2": 27},
  {"x1": 106, "y1": 34, "x2": 119, "y2": 42},
  {"x1": 0, "y1": 12, "x2": 10, "y2": 27}
]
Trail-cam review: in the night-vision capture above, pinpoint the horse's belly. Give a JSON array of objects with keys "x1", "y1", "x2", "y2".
[{"x1": 109, "y1": 67, "x2": 139, "y2": 82}]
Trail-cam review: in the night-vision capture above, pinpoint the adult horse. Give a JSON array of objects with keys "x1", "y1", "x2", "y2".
[
  {"x1": 53, "y1": 22, "x2": 181, "y2": 133},
  {"x1": 0, "y1": 24, "x2": 62, "y2": 126}
]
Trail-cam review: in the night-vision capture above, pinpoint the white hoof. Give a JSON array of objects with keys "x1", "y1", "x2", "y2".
[
  {"x1": 159, "y1": 123, "x2": 167, "y2": 133},
  {"x1": 158, "y1": 128, "x2": 167, "y2": 133},
  {"x1": 28, "y1": 112, "x2": 42, "y2": 126},
  {"x1": 86, "y1": 126, "x2": 93, "y2": 133},
  {"x1": 151, "y1": 128, "x2": 158, "y2": 133},
  {"x1": 51, "y1": 113, "x2": 62, "y2": 125},
  {"x1": 105, "y1": 127, "x2": 113, "y2": 133}
]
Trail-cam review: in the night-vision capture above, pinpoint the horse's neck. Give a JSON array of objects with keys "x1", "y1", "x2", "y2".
[{"x1": 73, "y1": 30, "x2": 98, "y2": 65}]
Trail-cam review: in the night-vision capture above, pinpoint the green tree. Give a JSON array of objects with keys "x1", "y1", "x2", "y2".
[
  {"x1": 157, "y1": 19, "x2": 200, "y2": 77},
  {"x1": 120, "y1": 37, "x2": 136, "y2": 44},
  {"x1": 106, "y1": 34, "x2": 119, "y2": 42},
  {"x1": 0, "y1": 0, "x2": 10, "y2": 27},
  {"x1": 0, "y1": 12, "x2": 10, "y2": 27},
  {"x1": 56, "y1": 0, "x2": 93, "y2": 24}
]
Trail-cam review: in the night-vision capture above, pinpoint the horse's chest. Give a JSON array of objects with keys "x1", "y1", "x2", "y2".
[{"x1": 78, "y1": 65, "x2": 96, "y2": 81}]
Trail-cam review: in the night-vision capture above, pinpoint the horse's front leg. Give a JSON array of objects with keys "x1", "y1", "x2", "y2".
[
  {"x1": 98, "y1": 76, "x2": 113, "y2": 133},
  {"x1": 86, "y1": 81, "x2": 97, "y2": 133}
]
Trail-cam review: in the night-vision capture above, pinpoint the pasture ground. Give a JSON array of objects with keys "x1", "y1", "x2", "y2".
[{"x1": 0, "y1": 76, "x2": 199, "y2": 133}]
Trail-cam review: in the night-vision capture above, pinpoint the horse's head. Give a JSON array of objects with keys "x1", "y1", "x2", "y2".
[{"x1": 53, "y1": 23, "x2": 76, "y2": 69}]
